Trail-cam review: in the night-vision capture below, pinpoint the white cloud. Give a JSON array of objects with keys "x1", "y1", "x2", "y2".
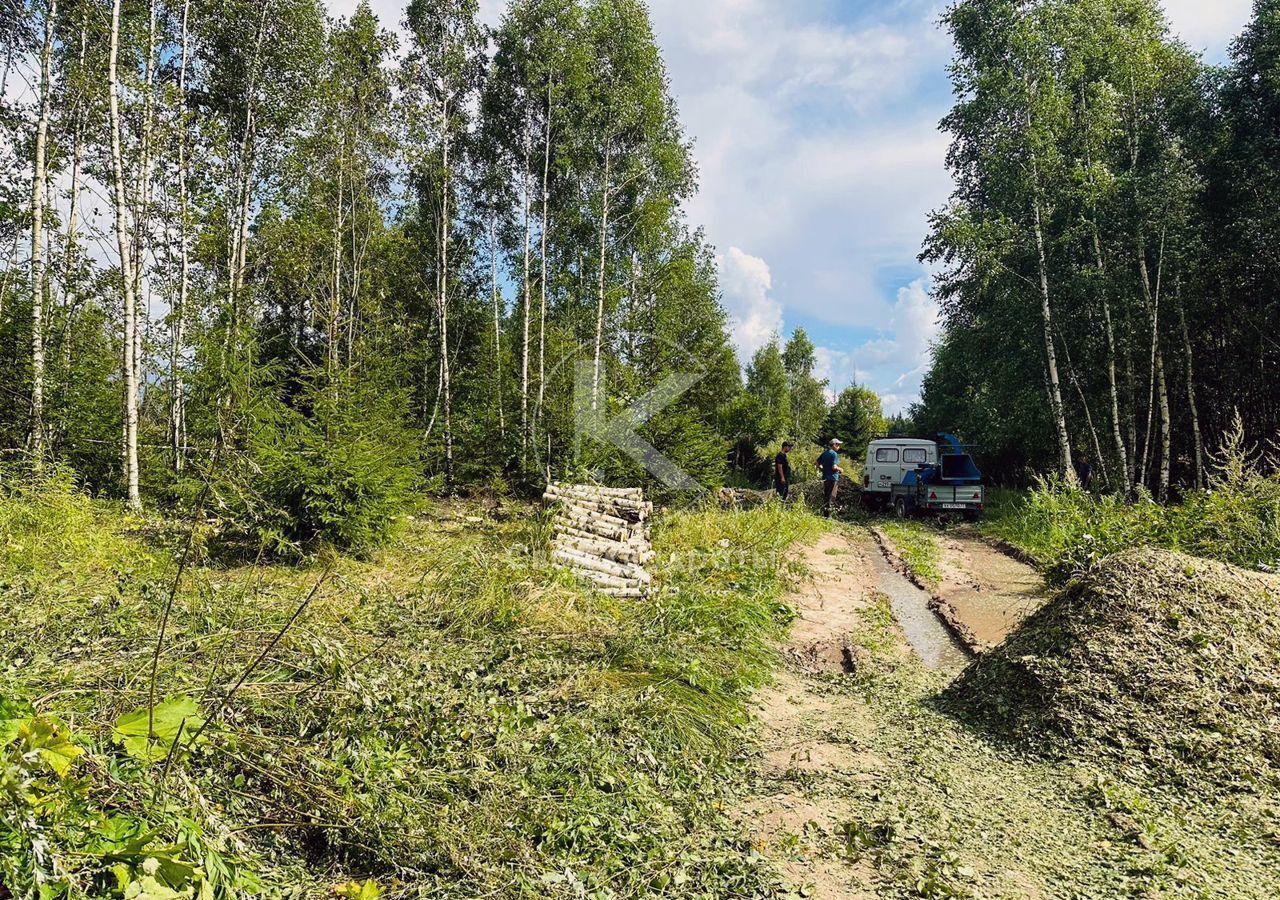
[
  {"x1": 1161, "y1": 0, "x2": 1252, "y2": 57},
  {"x1": 717, "y1": 247, "x2": 782, "y2": 359}
]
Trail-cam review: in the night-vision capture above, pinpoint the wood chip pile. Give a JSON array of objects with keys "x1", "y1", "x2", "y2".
[{"x1": 544, "y1": 483, "x2": 654, "y2": 599}]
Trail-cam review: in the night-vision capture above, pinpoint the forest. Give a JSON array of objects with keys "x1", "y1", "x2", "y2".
[
  {"x1": 916, "y1": 0, "x2": 1280, "y2": 494},
  {"x1": 0, "y1": 0, "x2": 885, "y2": 554},
  {"x1": 3, "y1": 0, "x2": 1280, "y2": 898}
]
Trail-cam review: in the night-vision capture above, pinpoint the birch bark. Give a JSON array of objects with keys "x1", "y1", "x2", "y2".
[
  {"x1": 172, "y1": 0, "x2": 192, "y2": 472},
  {"x1": 1177, "y1": 289, "x2": 1204, "y2": 489},
  {"x1": 536, "y1": 89, "x2": 551, "y2": 437},
  {"x1": 592, "y1": 143, "x2": 612, "y2": 412},
  {"x1": 440, "y1": 106, "x2": 455, "y2": 489},
  {"x1": 28, "y1": 0, "x2": 57, "y2": 466},
  {"x1": 108, "y1": 0, "x2": 142, "y2": 510},
  {"x1": 490, "y1": 214, "x2": 505, "y2": 438}
]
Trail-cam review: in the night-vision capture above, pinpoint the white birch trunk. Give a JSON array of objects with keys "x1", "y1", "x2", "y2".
[
  {"x1": 108, "y1": 0, "x2": 142, "y2": 511},
  {"x1": 1091, "y1": 226, "x2": 1130, "y2": 487},
  {"x1": 61, "y1": 17, "x2": 87, "y2": 385},
  {"x1": 490, "y1": 213, "x2": 505, "y2": 438},
  {"x1": 536, "y1": 92, "x2": 551, "y2": 437},
  {"x1": 520, "y1": 127, "x2": 532, "y2": 457},
  {"x1": 1029, "y1": 179, "x2": 1074, "y2": 481},
  {"x1": 1177, "y1": 291, "x2": 1204, "y2": 490},
  {"x1": 172, "y1": 0, "x2": 192, "y2": 472},
  {"x1": 28, "y1": 0, "x2": 57, "y2": 466},
  {"x1": 592, "y1": 143, "x2": 612, "y2": 412},
  {"x1": 439, "y1": 104, "x2": 455, "y2": 488}
]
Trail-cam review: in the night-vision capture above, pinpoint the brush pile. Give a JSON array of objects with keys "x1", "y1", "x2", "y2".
[
  {"x1": 945, "y1": 548, "x2": 1280, "y2": 788},
  {"x1": 544, "y1": 483, "x2": 654, "y2": 599}
]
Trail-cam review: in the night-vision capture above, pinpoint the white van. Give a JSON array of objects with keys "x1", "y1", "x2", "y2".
[{"x1": 861, "y1": 438, "x2": 938, "y2": 508}]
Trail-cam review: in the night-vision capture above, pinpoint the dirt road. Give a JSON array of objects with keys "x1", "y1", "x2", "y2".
[
  {"x1": 876, "y1": 524, "x2": 1048, "y2": 654},
  {"x1": 737, "y1": 525, "x2": 1272, "y2": 899}
]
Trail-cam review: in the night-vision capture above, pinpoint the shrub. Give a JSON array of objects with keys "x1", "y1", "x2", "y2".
[{"x1": 224, "y1": 371, "x2": 419, "y2": 557}]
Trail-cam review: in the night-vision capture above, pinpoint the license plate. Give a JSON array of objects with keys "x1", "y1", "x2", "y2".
[{"x1": 941, "y1": 503, "x2": 965, "y2": 510}]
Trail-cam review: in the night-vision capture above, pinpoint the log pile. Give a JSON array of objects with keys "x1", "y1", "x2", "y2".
[{"x1": 544, "y1": 483, "x2": 654, "y2": 599}]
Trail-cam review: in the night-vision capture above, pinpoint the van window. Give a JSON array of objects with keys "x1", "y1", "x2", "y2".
[
  {"x1": 903, "y1": 448, "x2": 928, "y2": 464},
  {"x1": 875, "y1": 448, "x2": 900, "y2": 463}
]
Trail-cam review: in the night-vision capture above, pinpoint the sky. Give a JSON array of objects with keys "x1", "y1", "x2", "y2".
[{"x1": 317, "y1": 1, "x2": 1250, "y2": 411}]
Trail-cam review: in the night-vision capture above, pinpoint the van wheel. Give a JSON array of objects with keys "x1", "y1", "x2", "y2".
[{"x1": 894, "y1": 497, "x2": 908, "y2": 519}]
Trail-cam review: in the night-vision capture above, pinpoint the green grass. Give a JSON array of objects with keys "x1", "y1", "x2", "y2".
[
  {"x1": 981, "y1": 430, "x2": 1280, "y2": 583},
  {"x1": 0, "y1": 481, "x2": 824, "y2": 898},
  {"x1": 878, "y1": 520, "x2": 943, "y2": 588}
]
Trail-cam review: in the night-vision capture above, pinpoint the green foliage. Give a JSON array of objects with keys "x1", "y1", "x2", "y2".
[
  {"x1": 224, "y1": 370, "x2": 419, "y2": 557},
  {"x1": 0, "y1": 466, "x2": 145, "y2": 590},
  {"x1": 744, "y1": 339, "x2": 791, "y2": 446},
  {"x1": 986, "y1": 423, "x2": 1280, "y2": 581},
  {"x1": 0, "y1": 486, "x2": 823, "y2": 895},
  {"x1": 880, "y1": 521, "x2": 943, "y2": 589},
  {"x1": 113, "y1": 697, "x2": 205, "y2": 765},
  {"x1": 824, "y1": 385, "x2": 886, "y2": 464},
  {"x1": 782, "y1": 329, "x2": 829, "y2": 444},
  {"x1": 921, "y1": 0, "x2": 1280, "y2": 488}
]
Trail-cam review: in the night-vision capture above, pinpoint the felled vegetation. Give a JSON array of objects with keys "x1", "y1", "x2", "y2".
[
  {"x1": 945, "y1": 549, "x2": 1280, "y2": 791},
  {"x1": 985, "y1": 423, "x2": 1280, "y2": 581},
  {"x1": 787, "y1": 590, "x2": 1280, "y2": 899},
  {"x1": 0, "y1": 480, "x2": 821, "y2": 898}
]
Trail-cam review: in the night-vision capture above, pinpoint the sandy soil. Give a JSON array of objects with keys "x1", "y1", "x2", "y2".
[
  {"x1": 737, "y1": 530, "x2": 889, "y2": 899},
  {"x1": 933, "y1": 528, "x2": 1047, "y2": 652}
]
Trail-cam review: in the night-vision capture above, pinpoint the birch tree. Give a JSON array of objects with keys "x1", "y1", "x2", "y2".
[
  {"x1": 405, "y1": 0, "x2": 484, "y2": 488},
  {"x1": 28, "y1": 0, "x2": 56, "y2": 467}
]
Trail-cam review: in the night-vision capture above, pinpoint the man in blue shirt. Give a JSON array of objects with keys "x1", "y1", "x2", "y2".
[{"x1": 817, "y1": 438, "x2": 843, "y2": 517}]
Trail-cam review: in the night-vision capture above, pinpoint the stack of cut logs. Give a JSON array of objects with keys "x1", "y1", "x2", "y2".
[{"x1": 544, "y1": 483, "x2": 654, "y2": 599}]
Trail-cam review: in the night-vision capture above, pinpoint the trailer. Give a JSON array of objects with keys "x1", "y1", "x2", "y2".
[{"x1": 864, "y1": 433, "x2": 986, "y2": 520}]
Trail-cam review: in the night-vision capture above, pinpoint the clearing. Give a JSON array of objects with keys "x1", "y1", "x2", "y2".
[{"x1": 738, "y1": 524, "x2": 1280, "y2": 899}]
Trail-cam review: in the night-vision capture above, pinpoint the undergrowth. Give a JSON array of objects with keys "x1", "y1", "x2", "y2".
[
  {"x1": 984, "y1": 421, "x2": 1280, "y2": 582},
  {"x1": 0, "y1": 482, "x2": 822, "y2": 898}
]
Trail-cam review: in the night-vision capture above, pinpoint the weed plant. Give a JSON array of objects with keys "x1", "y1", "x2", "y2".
[
  {"x1": 0, "y1": 486, "x2": 821, "y2": 898},
  {"x1": 984, "y1": 421, "x2": 1280, "y2": 582}
]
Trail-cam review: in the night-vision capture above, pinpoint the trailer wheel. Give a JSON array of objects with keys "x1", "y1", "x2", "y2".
[{"x1": 894, "y1": 497, "x2": 909, "y2": 519}]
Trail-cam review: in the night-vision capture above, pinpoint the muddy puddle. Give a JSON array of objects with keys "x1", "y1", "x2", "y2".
[{"x1": 869, "y1": 549, "x2": 970, "y2": 673}]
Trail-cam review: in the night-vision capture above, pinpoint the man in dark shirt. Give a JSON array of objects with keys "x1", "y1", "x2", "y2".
[
  {"x1": 817, "y1": 438, "x2": 843, "y2": 517},
  {"x1": 1074, "y1": 455, "x2": 1095, "y2": 491},
  {"x1": 775, "y1": 441, "x2": 795, "y2": 500}
]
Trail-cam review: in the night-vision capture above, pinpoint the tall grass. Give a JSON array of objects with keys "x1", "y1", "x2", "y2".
[
  {"x1": 986, "y1": 422, "x2": 1280, "y2": 581},
  {"x1": 0, "y1": 490, "x2": 824, "y2": 897}
]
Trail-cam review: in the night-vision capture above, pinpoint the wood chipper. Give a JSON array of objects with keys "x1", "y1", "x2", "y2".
[{"x1": 863, "y1": 433, "x2": 986, "y2": 520}]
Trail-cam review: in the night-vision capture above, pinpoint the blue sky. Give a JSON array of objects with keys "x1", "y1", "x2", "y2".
[{"x1": 329, "y1": 0, "x2": 1255, "y2": 413}]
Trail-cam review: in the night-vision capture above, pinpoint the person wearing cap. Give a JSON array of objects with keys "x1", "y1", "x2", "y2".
[
  {"x1": 775, "y1": 441, "x2": 795, "y2": 500},
  {"x1": 817, "y1": 438, "x2": 844, "y2": 517}
]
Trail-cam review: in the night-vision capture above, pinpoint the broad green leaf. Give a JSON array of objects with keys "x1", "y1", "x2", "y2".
[
  {"x1": 20, "y1": 716, "x2": 84, "y2": 777},
  {"x1": 113, "y1": 697, "x2": 205, "y2": 764},
  {"x1": 334, "y1": 880, "x2": 382, "y2": 900},
  {"x1": 123, "y1": 874, "x2": 191, "y2": 900},
  {"x1": 0, "y1": 718, "x2": 22, "y2": 746}
]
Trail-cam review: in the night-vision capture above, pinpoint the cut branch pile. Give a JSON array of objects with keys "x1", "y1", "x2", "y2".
[{"x1": 545, "y1": 483, "x2": 653, "y2": 599}]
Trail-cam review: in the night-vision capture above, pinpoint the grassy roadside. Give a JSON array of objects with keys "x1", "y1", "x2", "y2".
[{"x1": 1, "y1": 479, "x2": 823, "y2": 898}]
